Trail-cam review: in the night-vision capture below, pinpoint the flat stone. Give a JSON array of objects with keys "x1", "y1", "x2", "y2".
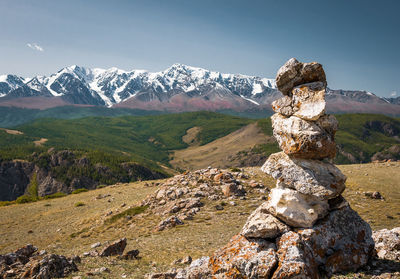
[
  {"x1": 262, "y1": 152, "x2": 346, "y2": 199},
  {"x1": 209, "y1": 234, "x2": 277, "y2": 278},
  {"x1": 271, "y1": 113, "x2": 337, "y2": 159},
  {"x1": 266, "y1": 187, "x2": 329, "y2": 228},
  {"x1": 292, "y1": 82, "x2": 326, "y2": 120},
  {"x1": 240, "y1": 203, "x2": 290, "y2": 239},
  {"x1": 276, "y1": 58, "x2": 326, "y2": 96}
]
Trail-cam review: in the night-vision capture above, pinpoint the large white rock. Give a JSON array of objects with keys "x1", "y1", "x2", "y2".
[
  {"x1": 262, "y1": 152, "x2": 346, "y2": 199},
  {"x1": 292, "y1": 82, "x2": 326, "y2": 121},
  {"x1": 271, "y1": 113, "x2": 338, "y2": 159},
  {"x1": 241, "y1": 202, "x2": 290, "y2": 239},
  {"x1": 266, "y1": 187, "x2": 329, "y2": 228}
]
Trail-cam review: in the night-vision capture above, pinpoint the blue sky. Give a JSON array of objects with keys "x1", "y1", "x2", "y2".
[{"x1": 0, "y1": 0, "x2": 399, "y2": 97}]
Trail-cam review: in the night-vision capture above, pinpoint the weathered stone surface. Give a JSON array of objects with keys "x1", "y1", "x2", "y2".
[
  {"x1": 373, "y1": 227, "x2": 400, "y2": 261},
  {"x1": 276, "y1": 58, "x2": 326, "y2": 96},
  {"x1": 220, "y1": 183, "x2": 245, "y2": 197},
  {"x1": 99, "y1": 238, "x2": 127, "y2": 257},
  {"x1": 266, "y1": 187, "x2": 329, "y2": 228},
  {"x1": 297, "y1": 205, "x2": 374, "y2": 276},
  {"x1": 241, "y1": 203, "x2": 290, "y2": 239},
  {"x1": 262, "y1": 152, "x2": 346, "y2": 199},
  {"x1": 0, "y1": 245, "x2": 78, "y2": 279},
  {"x1": 272, "y1": 95, "x2": 294, "y2": 116},
  {"x1": 210, "y1": 234, "x2": 277, "y2": 278},
  {"x1": 271, "y1": 113, "x2": 337, "y2": 159},
  {"x1": 272, "y1": 82, "x2": 326, "y2": 121},
  {"x1": 186, "y1": 256, "x2": 211, "y2": 279},
  {"x1": 292, "y1": 82, "x2": 326, "y2": 120},
  {"x1": 272, "y1": 231, "x2": 319, "y2": 279}
]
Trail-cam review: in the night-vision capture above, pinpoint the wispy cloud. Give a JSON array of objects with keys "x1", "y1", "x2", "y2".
[
  {"x1": 390, "y1": 91, "x2": 397, "y2": 97},
  {"x1": 26, "y1": 43, "x2": 44, "y2": 52}
]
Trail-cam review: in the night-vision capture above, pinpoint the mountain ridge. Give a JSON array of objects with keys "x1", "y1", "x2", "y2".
[{"x1": 0, "y1": 64, "x2": 399, "y2": 115}]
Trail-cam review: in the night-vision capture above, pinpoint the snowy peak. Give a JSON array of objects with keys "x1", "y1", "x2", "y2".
[{"x1": 0, "y1": 64, "x2": 397, "y2": 116}]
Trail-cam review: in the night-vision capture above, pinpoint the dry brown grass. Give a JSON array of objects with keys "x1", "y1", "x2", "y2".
[
  {"x1": 0, "y1": 163, "x2": 399, "y2": 278},
  {"x1": 171, "y1": 123, "x2": 271, "y2": 170}
]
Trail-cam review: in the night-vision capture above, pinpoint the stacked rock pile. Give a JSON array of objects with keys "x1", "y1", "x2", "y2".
[
  {"x1": 146, "y1": 59, "x2": 376, "y2": 279},
  {"x1": 150, "y1": 59, "x2": 375, "y2": 279},
  {"x1": 205, "y1": 58, "x2": 375, "y2": 278}
]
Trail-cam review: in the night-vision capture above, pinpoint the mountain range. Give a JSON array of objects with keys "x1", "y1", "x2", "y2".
[{"x1": 1, "y1": 64, "x2": 399, "y2": 115}]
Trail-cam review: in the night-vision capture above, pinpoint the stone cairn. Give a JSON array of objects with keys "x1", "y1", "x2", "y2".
[{"x1": 168, "y1": 59, "x2": 375, "y2": 279}]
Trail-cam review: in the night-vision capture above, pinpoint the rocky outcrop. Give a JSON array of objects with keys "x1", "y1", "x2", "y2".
[
  {"x1": 0, "y1": 244, "x2": 78, "y2": 278},
  {"x1": 0, "y1": 150, "x2": 167, "y2": 201}
]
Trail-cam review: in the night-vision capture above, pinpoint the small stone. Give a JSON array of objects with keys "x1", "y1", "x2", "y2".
[
  {"x1": 181, "y1": 255, "x2": 192, "y2": 265},
  {"x1": 99, "y1": 238, "x2": 127, "y2": 257},
  {"x1": 241, "y1": 203, "x2": 290, "y2": 239},
  {"x1": 215, "y1": 204, "x2": 224, "y2": 211},
  {"x1": 272, "y1": 95, "x2": 294, "y2": 116},
  {"x1": 120, "y1": 249, "x2": 140, "y2": 260}
]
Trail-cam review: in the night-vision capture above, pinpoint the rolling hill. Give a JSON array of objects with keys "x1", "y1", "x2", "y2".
[{"x1": 0, "y1": 112, "x2": 399, "y2": 201}]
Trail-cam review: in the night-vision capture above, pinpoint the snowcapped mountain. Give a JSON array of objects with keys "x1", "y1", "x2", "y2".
[{"x1": 0, "y1": 64, "x2": 399, "y2": 115}]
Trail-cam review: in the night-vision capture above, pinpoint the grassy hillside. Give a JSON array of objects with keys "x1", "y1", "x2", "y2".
[
  {"x1": 0, "y1": 111, "x2": 254, "y2": 165},
  {"x1": 0, "y1": 106, "x2": 163, "y2": 128},
  {"x1": 0, "y1": 162, "x2": 398, "y2": 278}
]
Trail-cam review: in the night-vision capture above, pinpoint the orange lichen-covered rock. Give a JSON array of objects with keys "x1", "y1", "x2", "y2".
[
  {"x1": 297, "y1": 205, "x2": 374, "y2": 276},
  {"x1": 209, "y1": 234, "x2": 277, "y2": 278},
  {"x1": 272, "y1": 231, "x2": 320, "y2": 279}
]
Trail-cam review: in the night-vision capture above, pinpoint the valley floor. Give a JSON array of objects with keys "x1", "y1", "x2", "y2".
[{"x1": 0, "y1": 162, "x2": 399, "y2": 278}]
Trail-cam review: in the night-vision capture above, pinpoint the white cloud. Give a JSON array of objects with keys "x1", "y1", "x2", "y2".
[
  {"x1": 26, "y1": 43, "x2": 44, "y2": 52},
  {"x1": 390, "y1": 91, "x2": 397, "y2": 97}
]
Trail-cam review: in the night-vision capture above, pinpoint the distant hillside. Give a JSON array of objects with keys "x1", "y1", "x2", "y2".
[
  {"x1": 0, "y1": 112, "x2": 399, "y2": 201},
  {"x1": 0, "y1": 106, "x2": 163, "y2": 128}
]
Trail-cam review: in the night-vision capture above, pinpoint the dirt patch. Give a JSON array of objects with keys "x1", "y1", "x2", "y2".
[
  {"x1": 171, "y1": 123, "x2": 272, "y2": 170},
  {"x1": 34, "y1": 138, "x2": 48, "y2": 146},
  {"x1": 0, "y1": 128, "x2": 24, "y2": 135},
  {"x1": 182, "y1": 127, "x2": 202, "y2": 146}
]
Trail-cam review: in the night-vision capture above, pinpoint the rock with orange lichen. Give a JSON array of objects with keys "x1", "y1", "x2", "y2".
[
  {"x1": 297, "y1": 205, "x2": 374, "y2": 276},
  {"x1": 209, "y1": 234, "x2": 277, "y2": 278},
  {"x1": 271, "y1": 113, "x2": 337, "y2": 159},
  {"x1": 272, "y1": 231, "x2": 320, "y2": 279},
  {"x1": 262, "y1": 152, "x2": 346, "y2": 200}
]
